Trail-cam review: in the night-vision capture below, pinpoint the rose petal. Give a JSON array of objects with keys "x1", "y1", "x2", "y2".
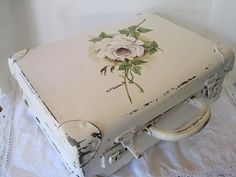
[
  {"x1": 94, "y1": 43, "x2": 102, "y2": 51},
  {"x1": 113, "y1": 34, "x2": 122, "y2": 39},
  {"x1": 135, "y1": 39, "x2": 144, "y2": 45},
  {"x1": 128, "y1": 46, "x2": 137, "y2": 59},
  {"x1": 136, "y1": 46, "x2": 145, "y2": 57},
  {"x1": 97, "y1": 50, "x2": 106, "y2": 58},
  {"x1": 94, "y1": 38, "x2": 111, "y2": 51},
  {"x1": 97, "y1": 49, "x2": 107, "y2": 58},
  {"x1": 109, "y1": 39, "x2": 131, "y2": 46},
  {"x1": 105, "y1": 48, "x2": 117, "y2": 59},
  {"x1": 112, "y1": 49, "x2": 119, "y2": 59},
  {"x1": 117, "y1": 55, "x2": 127, "y2": 61},
  {"x1": 126, "y1": 55, "x2": 134, "y2": 60},
  {"x1": 94, "y1": 34, "x2": 145, "y2": 60},
  {"x1": 120, "y1": 35, "x2": 136, "y2": 42}
]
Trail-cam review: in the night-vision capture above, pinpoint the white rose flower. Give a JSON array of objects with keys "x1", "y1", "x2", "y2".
[{"x1": 94, "y1": 34, "x2": 145, "y2": 60}]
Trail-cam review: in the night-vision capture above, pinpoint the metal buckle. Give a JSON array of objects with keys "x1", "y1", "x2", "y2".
[{"x1": 114, "y1": 127, "x2": 142, "y2": 159}]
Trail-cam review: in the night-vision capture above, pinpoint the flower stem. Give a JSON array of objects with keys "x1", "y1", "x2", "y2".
[
  {"x1": 132, "y1": 81, "x2": 144, "y2": 93},
  {"x1": 135, "y1": 19, "x2": 146, "y2": 29},
  {"x1": 129, "y1": 69, "x2": 134, "y2": 81},
  {"x1": 126, "y1": 69, "x2": 144, "y2": 93},
  {"x1": 122, "y1": 75, "x2": 132, "y2": 104}
]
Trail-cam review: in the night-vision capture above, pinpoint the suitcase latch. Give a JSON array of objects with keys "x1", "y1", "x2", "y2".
[
  {"x1": 204, "y1": 74, "x2": 221, "y2": 99},
  {"x1": 114, "y1": 127, "x2": 142, "y2": 159},
  {"x1": 108, "y1": 150, "x2": 122, "y2": 164}
]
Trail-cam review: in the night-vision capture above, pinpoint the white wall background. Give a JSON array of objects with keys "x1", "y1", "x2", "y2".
[{"x1": 1, "y1": 0, "x2": 236, "y2": 93}]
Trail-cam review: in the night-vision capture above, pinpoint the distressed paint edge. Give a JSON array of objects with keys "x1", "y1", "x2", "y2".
[
  {"x1": 214, "y1": 43, "x2": 235, "y2": 72},
  {"x1": 10, "y1": 48, "x2": 29, "y2": 62}
]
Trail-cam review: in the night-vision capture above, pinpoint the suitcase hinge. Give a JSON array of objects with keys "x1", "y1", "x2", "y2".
[{"x1": 114, "y1": 127, "x2": 142, "y2": 159}]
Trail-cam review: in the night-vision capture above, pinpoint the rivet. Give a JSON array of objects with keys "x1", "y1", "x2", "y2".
[{"x1": 78, "y1": 121, "x2": 87, "y2": 128}]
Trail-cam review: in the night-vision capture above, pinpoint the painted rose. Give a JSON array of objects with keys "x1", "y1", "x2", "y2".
[
  {"x1": 94, "y1": 34, "x2": 145, "y2": 60},
  {"x1": 89, "y1": 19, "x2": 160, "y2": 103}
]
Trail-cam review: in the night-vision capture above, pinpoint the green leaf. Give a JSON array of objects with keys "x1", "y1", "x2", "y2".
[
  {"x1": 131, "y1": 58, "x2": 147, "y2": 65},
  {"x1": 149, "y1": 48, "x2": 157, "y2": 55},
  {"x1": 132, "y1": 65, "x2": 142, "y2": 75},
  {"x1": 99, "y1": 32, "x2": 111, "y2": 38},
  {"x1": 143, "y1": 41, "x2": 158, "y2": 48},
  {"x1": 151, "y1": 41, "x2": 158, "y2": 48},
  {"x1": 118, "y1": 29, "x2": 130, "y2": 35},
  {"x1": 128, "y1": 25, "x2": 137, "y2": 31},
  {"x1": 89, "y1": 32, "x2": 111, "y2": 42},
  {"x1": 89, "y1": 37, "x2": 102, "y2": 43},
  {"x1": 143, "y1": 40, "x2": 159, "y2": 54},
  {"x1": 143, "y1": 42, "x2": 152, "y2": 48},
  {"x1": 144, "y1": 49, "x2": 150, "y2": 54},
  {"x1": 110, "y1": 65, "x2": 115, "y2": 73},
  {"x1": 119, "y1": 60, "x2": 131, "y2": 70},
  {"x1": 137, "y1": 27, "x2": 152, "y2": 33},
  {"x1": 130, "y1": 30, "x2": 140, "y2": 39}
]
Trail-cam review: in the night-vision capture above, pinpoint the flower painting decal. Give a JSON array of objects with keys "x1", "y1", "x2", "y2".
[{"x1": 89, "y1": 19, "x2": 161, "y2": 103}]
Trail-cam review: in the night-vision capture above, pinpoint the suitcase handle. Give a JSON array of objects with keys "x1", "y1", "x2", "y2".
[{"x1": 145, "y1": 98, "x2": 211, "y2": 141}]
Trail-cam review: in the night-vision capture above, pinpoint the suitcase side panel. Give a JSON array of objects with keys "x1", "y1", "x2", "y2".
[{"x1": 9, "y1": 57, "x2": 87, "y2": 177}]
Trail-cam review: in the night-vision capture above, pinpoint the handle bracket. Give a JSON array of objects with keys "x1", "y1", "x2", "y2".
[{"x1": 115, "y1": 127, "x2": 142, "y2": 159}]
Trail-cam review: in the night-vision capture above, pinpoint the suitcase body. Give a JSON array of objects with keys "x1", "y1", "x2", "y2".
[{"x1": 9, "y1": 14, "x2": 234, "y2": 177}]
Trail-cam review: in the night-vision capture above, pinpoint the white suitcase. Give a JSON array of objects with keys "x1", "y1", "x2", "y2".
[{"x1": 8, "y1": 14, "x2": 234, "y2": 177}]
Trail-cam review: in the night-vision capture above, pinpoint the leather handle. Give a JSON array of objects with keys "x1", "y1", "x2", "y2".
[{"x1": 145, "y1": 98, "x2": 211, "y2": 141}]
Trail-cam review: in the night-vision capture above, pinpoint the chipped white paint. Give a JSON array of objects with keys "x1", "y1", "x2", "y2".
[
  {"x1": 10, "y1": 49, "x2": 28, "y2": 62},
  {"x1": 9, "y1": 14, "x2": 234, "y2": 177},
  {"x1": 58, "y1": 120, "x2": 101, "y2": 167}
]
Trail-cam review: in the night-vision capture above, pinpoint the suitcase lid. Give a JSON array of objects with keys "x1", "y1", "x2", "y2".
[{"x1": 15, "y1": 14, "x2": 223, "y2": 135}]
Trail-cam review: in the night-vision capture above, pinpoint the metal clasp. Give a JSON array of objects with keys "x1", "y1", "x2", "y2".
[
  {"x1": 108, "y1": 150, "x2": 121, "y2": 164},
  {"x1": 205, "y1": 74, "x2": 218, "y2": 99},
  {"x1": 114, "y1": 127, "x2": 142, "y2": 159}
]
